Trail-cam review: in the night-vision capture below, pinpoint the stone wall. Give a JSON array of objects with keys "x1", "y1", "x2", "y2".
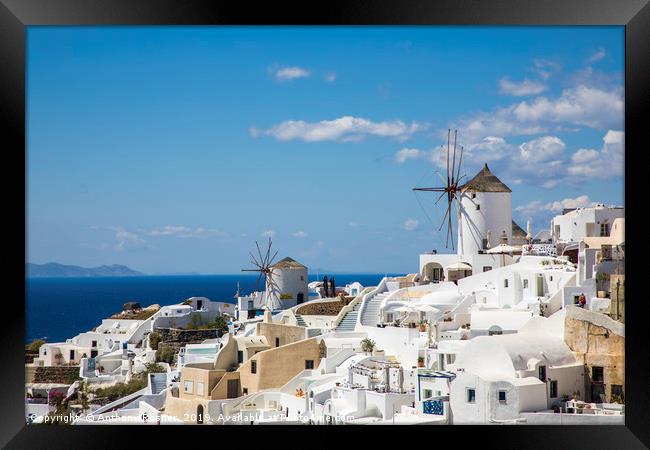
[
  {"x1": 295, "y1": 297, "x2": 352, "y2": 316},
  {"x1": 564, "y1": 306, "x2": 624, "y2": 403},
  {"x1": 33, "y1": 366, "x2": 80, "y2": 384},
  {"x1": 155, "y1": 327, "x2": 218, "y2": 351}
]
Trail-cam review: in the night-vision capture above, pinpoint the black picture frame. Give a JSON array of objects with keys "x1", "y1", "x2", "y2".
[{"x1": 2, "y1": 0, "x2": 648, "y2": 448}]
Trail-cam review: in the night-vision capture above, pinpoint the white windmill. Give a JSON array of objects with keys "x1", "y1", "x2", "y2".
[{"x1": 241, "y1": 238, "x2": 282, "y2": 312}]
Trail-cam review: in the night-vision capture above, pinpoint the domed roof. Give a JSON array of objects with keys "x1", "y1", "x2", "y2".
[
  {"x1": 271, "y1": 257, "x2": 307, "y2": 269},
  {"x1": 461, "y1": 164, "x2": 511, "y2": 193},
  {"x1": 419, "y1": 290, "x2": 463, "y2": 305}
]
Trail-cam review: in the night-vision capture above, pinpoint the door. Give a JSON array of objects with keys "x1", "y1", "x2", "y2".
[
  {"x1": 536, "y1": 275, "x2": 544, "y2": 297},
  {"x1": 227, "y1": 379, "x2": 240, "y2": 398},
  {"x1": 433, "y1": 268, "x2": 441, "y2": 282},
  {"x1": 197, "y1": 405, "x2": 204, "y2": 424},
  {"x1": 197, "y1": 300, "x2": 203, "y2": 310},
  {"x1": 297, "y1": 293, "x2": 304, "y2": 304},
  {"x1": 90, "y1": 350, "x2": 98, "y2": 358}
]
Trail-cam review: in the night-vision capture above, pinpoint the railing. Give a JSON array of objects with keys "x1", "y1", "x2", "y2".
[
  {"x1": 357, "y1": 278, "x2": 389, "y2": 328},
  {"x1": 331, "y1": 287, "x2": 374, "y2": 330}
]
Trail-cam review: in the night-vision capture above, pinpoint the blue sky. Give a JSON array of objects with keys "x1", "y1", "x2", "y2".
[{"x1": 27, "y1": 26, "x2": 624, "y2": 274}]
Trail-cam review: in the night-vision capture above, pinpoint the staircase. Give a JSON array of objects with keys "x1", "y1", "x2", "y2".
[
  {"x1": 335, "y1": 302, "x2": 362, "y2": 332},
  {"x1": 295, "y1": 314, "x2": 307, "y2": 327},
  {"x1": 149, "y1": 374, "x2": 167, "y2": 395},
  {"x1": 360, "y1": 292, "x2": 391, "y2": 327}
]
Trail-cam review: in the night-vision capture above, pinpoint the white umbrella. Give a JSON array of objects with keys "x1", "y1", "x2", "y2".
[
  {"x1": 486, "y1": 243, "x2": 521, "y2": 254},
  {"x1": 415, "y1": 304, "x2": 440, "y2": 314},
  {"x1": 486, "y1": 243, "x2": 521, "y2": 267},
  {"x1": 445, "y1": 262, "x2": 472, "y2": 271},
  {"x1": 392, "y1": 305, "x2": 418, "y2": 323}
]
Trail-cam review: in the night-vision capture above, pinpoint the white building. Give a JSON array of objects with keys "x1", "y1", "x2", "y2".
[
  {"x1": 448, "y1": 312, "x2": 583, "y2": 424},
  {"x1": 551, "y1": 204, "x2": 624, "y2": 244}
]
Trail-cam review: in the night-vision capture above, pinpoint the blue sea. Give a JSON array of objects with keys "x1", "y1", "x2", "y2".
[{"x1": 26, "y1": 274, "x2": 393, "y2": 343}]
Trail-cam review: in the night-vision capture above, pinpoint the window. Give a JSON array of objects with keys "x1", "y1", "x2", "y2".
[
  {"x1": 611, "y1": 384, "x2": 623, "y2": 398},
  {"x1": 549, "y1": 276, "x2": 553, "y2": 281},
  {"x1": 483, "y1": 266, "x2": 492, "y2": 272},
  {"x1": 498, "y1": 390, "x2": 507, "y2": 404},
  {"x1": 251, "y1": 360, "x2": 257, "y2": 374},
  {"x1": 467, "y1": 388, "x2": 476, "y2": 403},
  {"x1": 523, "y1": 279, "x2": 528, "y2": 289},
  {"x1": 275, "y1": 337, "x2": 280, "y2": 347},
  {"x1": 300, "y1": 275, "x2": 304, "y2": 280},
  {"x1": 538, "y1": 365, "x2": 547, "y2": 381},
  {"x1": 504, "y1": 279, "x2": 509, "y2": 288},
  {"x1": 592, "y1": 366, "x2": 604, "y2": 383},
  {"x1": 196, "y1": 382, "x2": 204, "y2": 396},
  {"x1": 237, "y1": 351, "x2": 243, "y2": 364},
  {"x1": 91, "y1": 340, "x2": 97, "y2": 348},
  {"x1": 476, "y1": 204, "x2": 480, "y2": 210},
  {"x1": 386, "y1": 313, "x2": 394, "y2": 322},
  {"x1": 482, "y1": 238, "x2": 488, "y2": 250},
  {"x1": 423, "y1": 389, "x2": 433, "y2": 399},
  {"x1": 247, "y1": 300, "x2": 254, "y2": 310},
  {"x1": 550, "y1": 380, "x2": 558, "y2": 398},
  {"x1": 184, "y1": 380, "x2": 194, "y2": 394},
  {"x1": 471, "y1": 193, "x2": 476, "y2": 199},
  {"x1": 242, "y1": 388, "x2": 248, "y2": 395},
  {"x1": 305, "y1": 360, "x2": 315, "y2": 370},
  {"x1": 446, "y1": 354, "x2": 456, "y2": 364},
  {"x1": 600, "y1": 223, "x2": 609, "y2": 237},
  {"x1": 70, "y1": 350, "x2": 75, "y2": 360}
]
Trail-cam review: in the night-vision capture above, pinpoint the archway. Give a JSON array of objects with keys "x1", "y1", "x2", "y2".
[
  {"x1": 297, "y1": 292, "x2": 305, "y2": 304},
  {"x1": 197, "y1": 404, "x2": 204, "y2": 424},
  {"x1": 422, "y1": 262, "x2": 444, "y2": 283}
]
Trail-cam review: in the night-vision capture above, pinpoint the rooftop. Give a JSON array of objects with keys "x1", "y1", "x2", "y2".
[
  {"x1": 461, "y1": 164, "x2": 511, "y2": 193},
  {"x1": 271, "y1": 257, "x2": 307, "y2": 270}
]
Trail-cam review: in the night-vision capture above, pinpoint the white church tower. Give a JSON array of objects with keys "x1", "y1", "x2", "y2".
[{"x1": 457, "y1": 164, "x2": 512, "y2": 255}]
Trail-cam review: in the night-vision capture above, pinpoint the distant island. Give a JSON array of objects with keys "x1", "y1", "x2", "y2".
[{"x1": 27, "y1": 262, "x2": 143, "y2": 278}]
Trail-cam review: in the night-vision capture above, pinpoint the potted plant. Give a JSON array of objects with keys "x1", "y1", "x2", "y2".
[
  {"x1": 419, "y1": 320, "x2": 427, "y2": 332},
  {"x1": 417, "y1": 357, "x2": 425, "y2": 368},
  {"x1": 360, "y1": 338, "x2": 376, "y2": 354}
]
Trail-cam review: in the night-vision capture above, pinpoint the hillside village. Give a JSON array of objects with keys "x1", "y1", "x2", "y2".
[{"x1": 25, "y1": 164, "x2": 625, "y2": 425}]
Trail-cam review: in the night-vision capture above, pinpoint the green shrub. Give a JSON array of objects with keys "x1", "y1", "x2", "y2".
[
  {"x1": 92, "y1": 377, "x2": 147, "y2": 402},
  {"x1": 360, "y1": 338, "x2": 376, "y2": 353},
  {"x1": 149, "y1": 332, "x2": 162, "y2": 350},
  {"x1": 144, "y1": 362, "x2": 166, "y2": 373},
  {"x1": 156, "y1": 346, "x2": 176, "y2": 364},
  {"x1": 28, "y1": 339, "x2": 46, "y2": 353}
]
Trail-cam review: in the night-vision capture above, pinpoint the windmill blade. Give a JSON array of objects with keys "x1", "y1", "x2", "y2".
[
  {"x1": 268, "y1": 249, "x2": 279, "y2": 266},
  {"x1": 250, "y1": 252, "x2": 262, "y2": 268},
  {"x1": 263, "y1": 238, "x2": 272, "y2": 268},
  {"x1": 412, "y1": 187, "x2": 446, "y2": 192},
  {"x1": 255, "y1": 241, "x2": 265, "y2": 268},
  {"x1": 254, "y1": 271, "x2": 264, "y2": 292},
  {"x1": 434, "y1": 190, "x2": 447, "y2": 205},
  {"x1": 446, "y1": 129, "x2": 451, "y2": 186},
  {"x1": 447, "y1": 205, "x2": 455, "y2": 250},
  {"x1": 451, "y1": 129, "x2": 458, "y2": 185},
  {"x1": 455, "y1": 144, "x2": 464, "y2": 186},
  {"x1": 438, "y1": 200, "x2": 452, "y2": 232}
]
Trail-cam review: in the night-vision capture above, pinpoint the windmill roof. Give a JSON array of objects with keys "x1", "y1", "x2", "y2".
[
  {"x1": 271, "y1": 257, "x2": 307, "y2": 269},
  {"x1": 512, "y1": 220, "x2": 527, "y2": 238},
  {"x1": 461, "y1": 164, "x2": 511, "y2": 193}
]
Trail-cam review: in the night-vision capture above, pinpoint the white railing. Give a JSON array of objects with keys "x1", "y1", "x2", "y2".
[{"x1": 357, "y1": 278, "x2": 389, "y2": 328}]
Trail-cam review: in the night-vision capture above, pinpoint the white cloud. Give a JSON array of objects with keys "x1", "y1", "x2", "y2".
[
  {"x1": 395, "y1": 148, "x2": 424, "y2": 164},
  {"x1": 519, "y1": 136, "x2": 566, "y2": 163},
  {"x1": 512, "y1": 85, "x2": 623, "y2": 129},
  {"x1": 324, "y1": 72, "x2": 337, "y2": 82},
  {"x1": 567, "y1": 130, "x2": 624, "y2": 179},
  {"x1": 586, "y1": 48, "x2": 606, "y2": 64},
  {"x1": 403, "y1": 219, "x2": 419, "y2": 231},
  {"x1": 292, "y1": 231, "x2": 308, "y2": 238},
  {"x1": 262, "y1": 230, "x2": 276, "y2": 238},
  {"x1": 272, "y1": 65, "x2": 311, "y2": 81},
  {"x1": 515, "y1": 195, "x2": 594, "y2": 219},
  {"x1": 348, "y1": 222, "x2": 361, "y2": 228},
  {"x1": 499, "y1": 77, "x2": 547, "y2": 96},
  {"x1": 114, "y1": 230, "x2": 146, "y2": 251},
  {"x1": 149, "y1": 225, "x2": 226, "y2": 239},
  {"x1": 531, "y1": 59, "x2": 561, "y2": 81},
  {"x1": 255, "y1": 116, "x2": 424, "y2": 143}
]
